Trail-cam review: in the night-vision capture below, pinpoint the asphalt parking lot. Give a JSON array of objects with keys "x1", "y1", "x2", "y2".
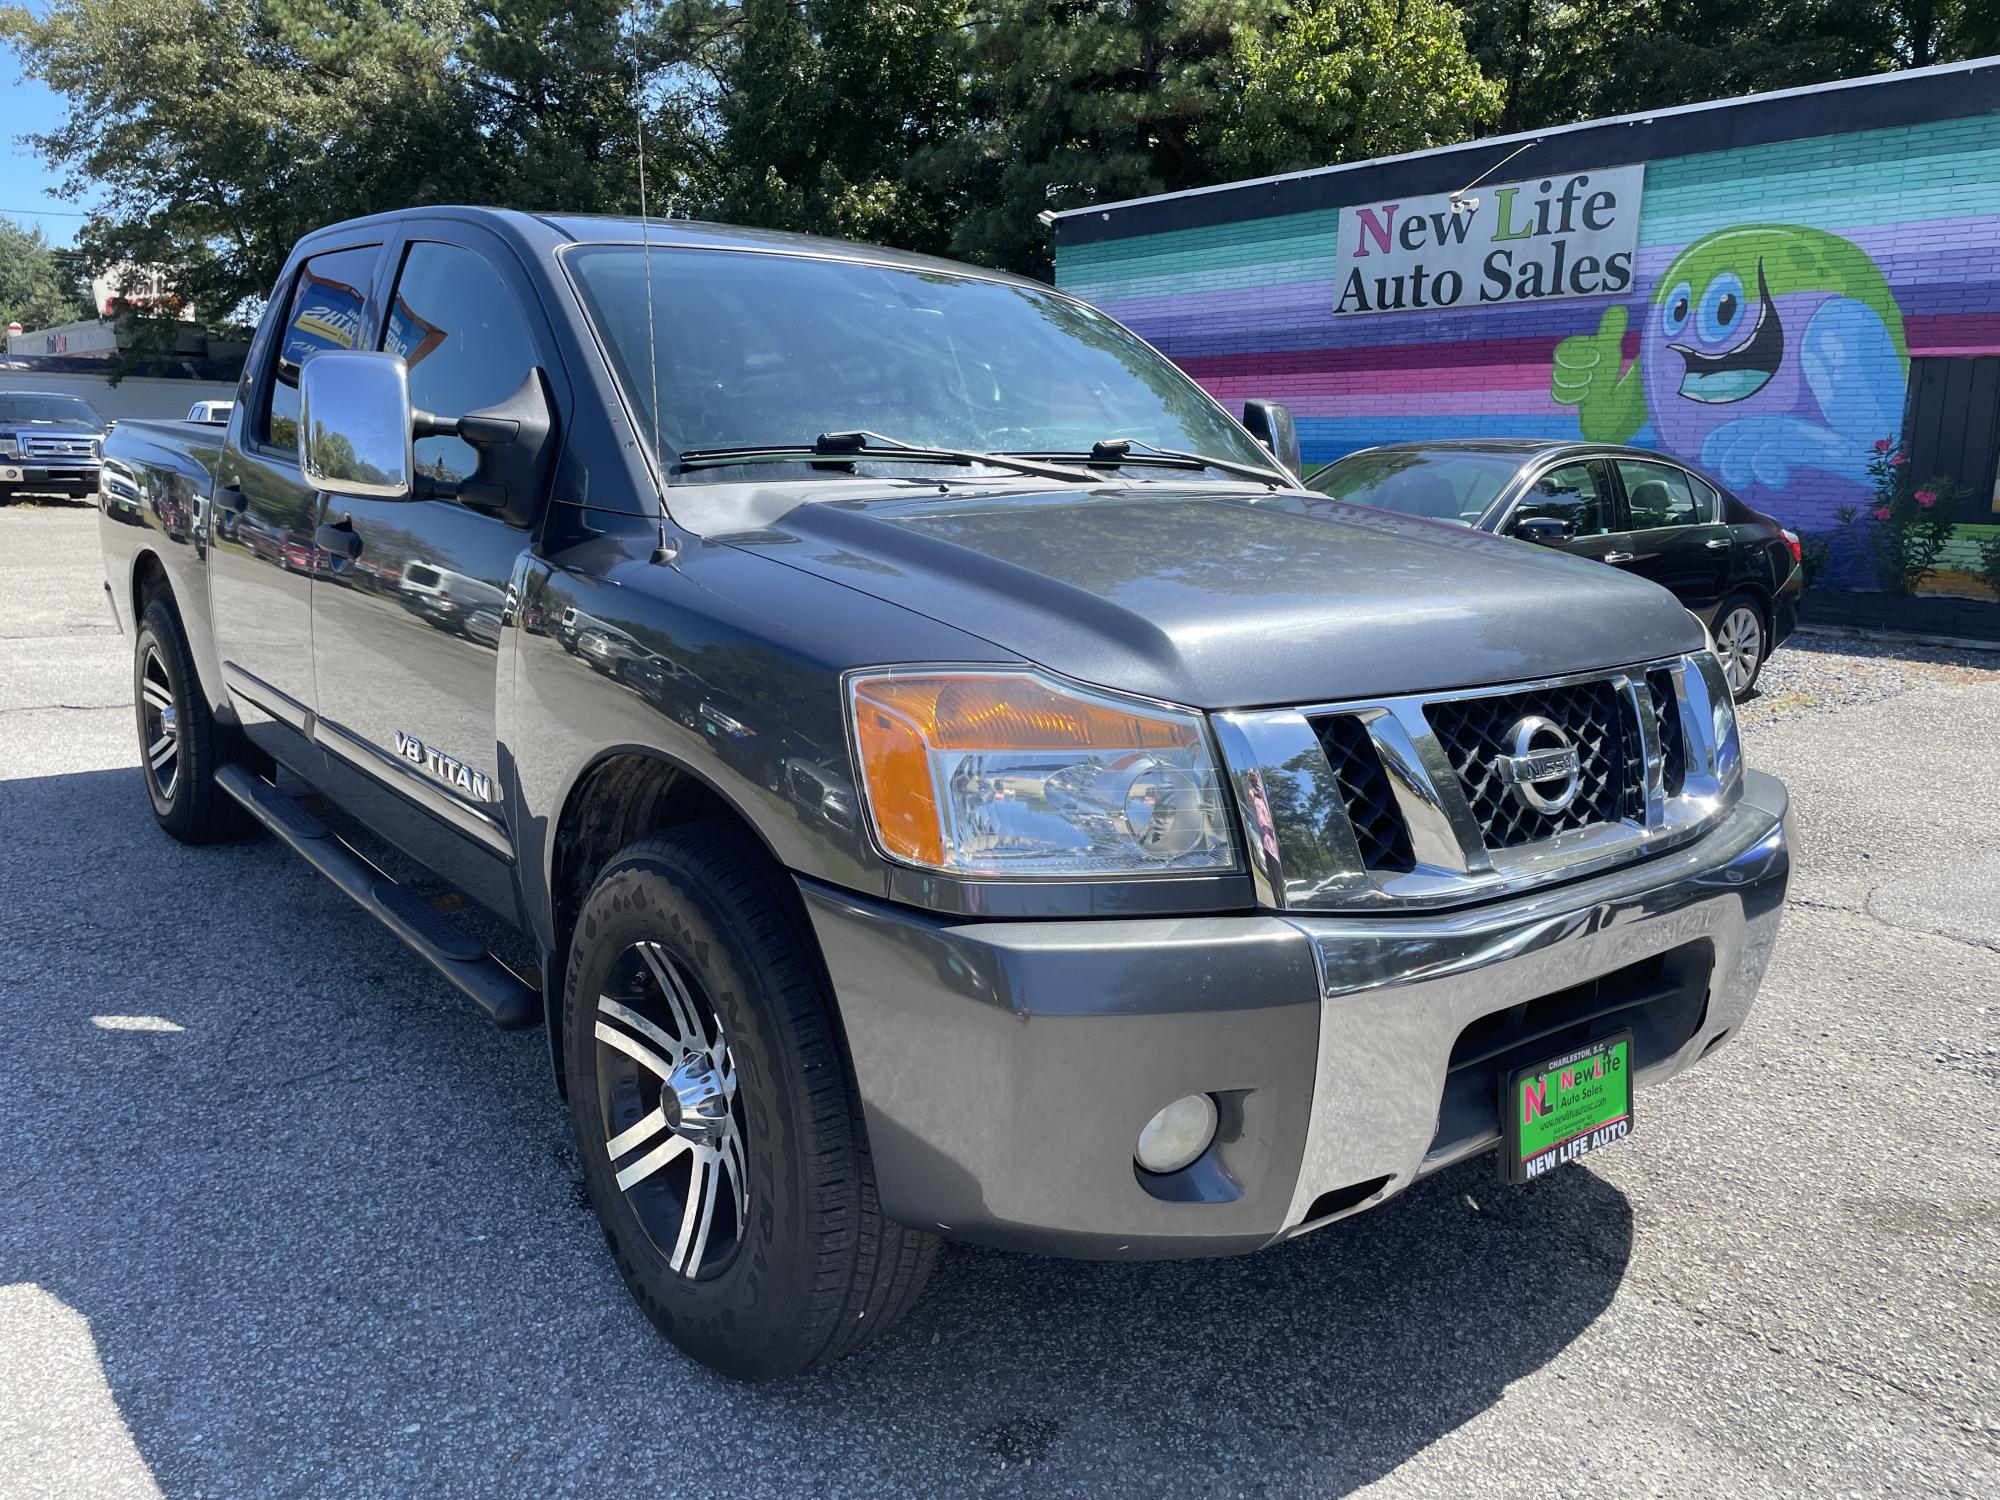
[{"x1": 3, "y1": 501, "x2": 1997, "y2": 1499}]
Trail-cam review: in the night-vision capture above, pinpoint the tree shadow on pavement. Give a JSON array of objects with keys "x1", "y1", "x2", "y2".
[{"x1": 0, "y1": 767, "x2": 1632, "y2": 1499}]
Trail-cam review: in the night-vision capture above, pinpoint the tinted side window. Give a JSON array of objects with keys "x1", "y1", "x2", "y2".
[
  {"x1": 1616, "y1": 459, "x2": 1701, "y2": 528},
  {"x1": 382, "y1": 241, "x2": 537, "y2": 485},
  {"x1": 1515, "y1": 460, "x2": 1613, "y2": 536},
  {"x1": 262, "y1": 245, "x2": 379, "y2": 451},
  {"x1": 1687, "y1": 473, "x2": 1722, "y2": 524}
]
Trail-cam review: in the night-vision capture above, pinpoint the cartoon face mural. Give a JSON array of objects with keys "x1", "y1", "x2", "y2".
[{"x1": 1552, "y1": 225, "x2": 1908, "y2": 499}]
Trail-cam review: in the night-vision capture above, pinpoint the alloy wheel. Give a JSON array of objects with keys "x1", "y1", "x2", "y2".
[
  {"x1": 593, "y1": 941, "x2": 749, "y2": 1280},
  {"x1": 1717, "y1": 605, "x2": 1764, "y2": 696},
  {"x1": 139, "y1": 644, "x2": 181, "y2": 802}
]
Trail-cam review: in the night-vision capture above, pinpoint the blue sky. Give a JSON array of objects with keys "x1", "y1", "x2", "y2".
[{"x1": 3, "y1": 47, "x2": 94, "y2": 247}]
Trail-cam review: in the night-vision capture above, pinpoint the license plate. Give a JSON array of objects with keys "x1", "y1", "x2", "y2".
[{"x1": 1501, "y1": 1031, "x2": 1633, "y2": 1184}]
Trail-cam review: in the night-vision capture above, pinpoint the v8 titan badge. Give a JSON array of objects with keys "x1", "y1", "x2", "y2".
[
  {"x1": 393, "y1": 729, "x2": 497, "y2": 802},
  {"x1": 1502, "y1": 1031, "x2": 1633, "y2": 1184}
]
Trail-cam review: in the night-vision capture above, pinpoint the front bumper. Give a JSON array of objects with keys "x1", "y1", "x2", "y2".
[
  {"x1": 0, "y1": 460, "x2": 101, "y2": 495},
  {"x1": 803, "y1": 770, "x2": 1791, "y2": 1258}
]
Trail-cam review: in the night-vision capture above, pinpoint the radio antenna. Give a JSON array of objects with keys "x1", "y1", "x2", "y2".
[{"x1": 629, "y1": 3, "x2": 673, "y2": 562}]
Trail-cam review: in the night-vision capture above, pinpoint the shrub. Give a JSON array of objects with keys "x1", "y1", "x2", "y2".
[
  {"x1": 1977, "y1": 529, "x2": 2000, "y2": 602},
  {"x1": 1837, "y1": 439, "x2": 1961, "y2": 595}
]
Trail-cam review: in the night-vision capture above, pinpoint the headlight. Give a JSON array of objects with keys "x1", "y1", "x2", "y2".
[
  {"x1": 0, "y1": 438, "x2": 18, "y2": 458},
  {"x1": 847, "y1": 668, "x2": 1239, "y2": 878}
]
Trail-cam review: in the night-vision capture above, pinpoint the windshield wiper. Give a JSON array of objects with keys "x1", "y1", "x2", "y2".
[
  {"x1": 677, "y1": 430, "x2": 1099, "y2": 484},
  {"x1": 1008, "y1": 437, "x2": 1292, "y2": 486}
]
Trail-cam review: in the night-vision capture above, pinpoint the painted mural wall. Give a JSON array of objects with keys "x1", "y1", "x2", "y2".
[{"x1": 1055, "y1": 113, "x2": 2000, "y2": 597}]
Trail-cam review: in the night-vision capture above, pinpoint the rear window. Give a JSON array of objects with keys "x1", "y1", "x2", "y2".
[
  {"x1": 404, "y1": 564, "x2": 441, "y2": 588},
  {"x1": 1306, "y1": 449, "x2": 1522, "y2": 524}
]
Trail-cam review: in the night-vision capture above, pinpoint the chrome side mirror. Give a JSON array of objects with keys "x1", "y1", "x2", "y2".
[
  {"x1": 298, "y1": 351, "x2": 413, "y2": 500},
  {"x1": 1240, "y1": 400, "x2": 1301, "y2": 478}
]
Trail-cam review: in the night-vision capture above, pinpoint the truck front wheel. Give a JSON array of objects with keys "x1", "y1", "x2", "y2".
[{"x1": 562, "y1": 825, "x2": 937, "y2": 1379}]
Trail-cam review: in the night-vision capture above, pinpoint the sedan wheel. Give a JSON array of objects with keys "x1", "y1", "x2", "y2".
[{"x1": 1716, "y1": 600, "x2": 1766, "y2": 699}]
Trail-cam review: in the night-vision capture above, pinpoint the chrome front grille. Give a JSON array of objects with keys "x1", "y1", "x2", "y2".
[
  {"x1": 1313, "y1": 713, "x2": 1415, "y2": 872},
  {"x1": 1213, "y1": 653, "x2": 1742, "y2": 912},
  {"x1": 1423, "y1": 680, "x2": 1630, "y2": 848},
  {"x1": 22, "y1": 435, "x2": 98, "y2": 460},
  {"x1": 1646, "y1": 668, "x2": 1686, "y2": 798}
]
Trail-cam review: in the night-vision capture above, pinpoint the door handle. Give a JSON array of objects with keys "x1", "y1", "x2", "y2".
[
  {"x1": 1602, "y1": 550, "x2": 1635, "y2": 564},
  {"x1": 214, "y1": 484, "x2": 247, "y2": 516},
  {"x1": 1705, "y1": 537, "x2": 1731, "y2": 550},
  {"x1": 315, "y1": 517, "x2": 363, "y2": 560}
]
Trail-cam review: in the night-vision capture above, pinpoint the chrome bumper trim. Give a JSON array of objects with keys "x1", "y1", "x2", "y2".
[{"x1": 1276, "y1": 769, "x2": 1789, "y2": 1233}]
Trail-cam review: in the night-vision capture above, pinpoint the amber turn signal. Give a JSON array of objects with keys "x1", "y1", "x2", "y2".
[{"x1": 846, "y1": 670, "x2": 1231, "y2": 877}]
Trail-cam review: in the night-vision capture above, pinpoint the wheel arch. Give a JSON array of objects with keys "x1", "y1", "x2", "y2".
[
  {"x1": 1721, "y1": 578, "x2": 1773, "y2": 623},
  {"x1": 131, "y1": 547, "x2": 174, "y2": 625},
  {"x1": 539, "y1": 743, "x2": 812, "y2": 1094},
  {"x1": 123, "y1": 541, "x2": 232, "y2": 718}
]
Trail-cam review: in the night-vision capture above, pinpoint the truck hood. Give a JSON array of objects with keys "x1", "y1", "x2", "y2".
[{"x1": 717, "y1": 483, "x2": 1705, "y2": 709}]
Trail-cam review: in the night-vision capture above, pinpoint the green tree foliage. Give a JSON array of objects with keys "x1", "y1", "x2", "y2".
[
  {"x1": 716, "y1": 0, "x2": 967, "y2": 251},
  {"x1": 1464, "y1": 2, "x2": 1989, "y2": 134},
  {"x1": 0, "y1": 0, "x2": 730, "y2": 327},
  {"x1": 1210, "y1": 0, "x2": 1502, "y2": 179},
  {"x1": 929, "y1": 0, "x2": 1262, "y2": 276},
  {"x1": 6, "y1": 0, "x2": 1997, "y2": 305},
  {"x1": 466, "y1": 0, "x2": 731, "y2": 217},
  {"x1": 0, "y1": 215, "x2": 92, "y2": 330},
  {"x1": 0, "y1": 1, "x2": 480, "y2": 326}
]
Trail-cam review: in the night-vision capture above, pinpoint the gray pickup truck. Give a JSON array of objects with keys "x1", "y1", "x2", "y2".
[{"x1": 98, "y1": 208, "x2": 1791, "y2": 1379}]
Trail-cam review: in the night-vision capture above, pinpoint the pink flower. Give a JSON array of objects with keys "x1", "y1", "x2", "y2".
[
  {"x1": 1871, "y1": 506, "x2": 1892, "y2": 521},
  {"x1": 1890, "y1": 453, "x2": 1908, "y2": 466},
  {"x1": 1915, "y1": 490, "x2": 1937, "y2": 508},
  {"x1": 1873, "y1": 438, "x2": 1893, "y2": 452}
]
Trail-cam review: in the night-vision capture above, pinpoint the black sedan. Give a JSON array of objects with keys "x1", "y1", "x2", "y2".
[{"x1": 1305, "y1": 440, "x2": 1804, "y2": 698}]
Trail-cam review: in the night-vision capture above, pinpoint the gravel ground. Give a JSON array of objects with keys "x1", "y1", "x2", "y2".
[
  {"x1": 3, "y1": 503, "x2": 1997, "y2": 1500},
  {"x1": 1738, "y1": 629, "x2": 2000, "y2": 727}
]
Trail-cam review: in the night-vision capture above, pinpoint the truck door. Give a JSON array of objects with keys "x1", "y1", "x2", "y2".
[
  {"x1": 207, "y1": 239, "x2": 386, "y2": 764},
  {"x1": 308, "y1": 228, "x2": 557, "y2": 876}
]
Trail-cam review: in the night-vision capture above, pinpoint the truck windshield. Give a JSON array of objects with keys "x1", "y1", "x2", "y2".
[
  {"x1": 0, "y1": 394, "x2": 104, "y2": 428},
  {"x1": 565, "y1": 245, "x2": 1272, "y2": 484}
]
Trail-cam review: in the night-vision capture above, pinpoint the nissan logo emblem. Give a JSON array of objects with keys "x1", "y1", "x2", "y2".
[{"x1": 1497, "y1": 716, "x2": 1583, "y2": 815}]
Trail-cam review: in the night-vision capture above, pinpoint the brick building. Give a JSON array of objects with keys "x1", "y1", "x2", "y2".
[{"x1": 1053, "y1": 59, "x2": 2000, "y2": 600}]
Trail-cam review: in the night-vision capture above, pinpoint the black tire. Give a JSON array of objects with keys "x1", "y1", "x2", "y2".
[
  {"x1": 1712, "y1": 591, "x2": 1770, "y2": 701},
  {"x1": 563, "y1": 824, "x2": 937, "y2": 1379},
  {"x1": 133, "y1": 596, "x2": 252, "y2": 843}
]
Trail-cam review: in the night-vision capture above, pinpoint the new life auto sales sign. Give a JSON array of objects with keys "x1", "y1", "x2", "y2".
[{"x1": 1333, "y1": 164, "x2": 1646, "y2": 315}]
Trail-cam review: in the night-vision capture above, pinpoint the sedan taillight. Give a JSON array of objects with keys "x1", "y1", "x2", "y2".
[{"x1": 1780, "y1": 528, "x2": 1803, "y2": 567}]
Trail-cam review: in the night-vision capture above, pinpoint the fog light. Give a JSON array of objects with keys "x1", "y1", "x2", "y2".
[{"x1": 1135, "y1": 1093, "x2": 1217, "y2": 1174}]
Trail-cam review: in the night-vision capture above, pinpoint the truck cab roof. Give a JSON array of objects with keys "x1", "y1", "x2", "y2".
[{"x1": 294, "y1": 206, "x2": 1047, "y2": 292}]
